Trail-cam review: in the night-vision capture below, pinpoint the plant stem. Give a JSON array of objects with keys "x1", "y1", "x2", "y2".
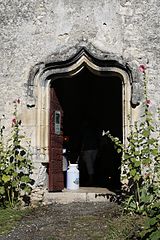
[
  {"x1": 7, "y1": 188, "x2": 12, "y2": 208},
  {"x1": 136, "y1": 182, "x2": 141, "y2": 212}
]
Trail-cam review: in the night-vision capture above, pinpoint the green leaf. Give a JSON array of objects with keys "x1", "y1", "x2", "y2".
[
  {"x1": 134, "y1": 161, "x2": 141, "y2": 167},
  {"x1": 134, "y1": 175, "x2": 141, "y2": 181},
  {"x1": 2, "y1": 175, "x2": 11, "y2": 183},
  {"x1": 148, "y1": 217, "x2": 158, "y2": 226},
  {"x1": 149, "y1": 230, "x2": 160, "y2": 240},
  {"x1": 124, "y1": 153, "x2": 130, "y2": 159},
  {"x1": 21, "y1": 176, "x2": 30, "y2": 183},
  {"x1": 140, "y1": 229, "x2": 152, "y2": 238},
  {"x1": 117, "y1": 148, "x2": 121, "y2": 153},
  {"x1": 0, "y1": 186, "x2": 5, "y2": 194},
  {"x1": 130, "y1": 169, "x2": 136, "y2": 176},
  {"x1": 131, "y1": 158, "x2": 137, "y2": 163},
  {"x1": 151, "y1": 149, "x2": 159, "y2": 156},
  {"x1": 142, "y1": 158, "x2": 151, "y2": 165},
  {"x1": 141, "y1": 195, "x2": 151, "y2": 203},
  {"x1": 134, "y1": 151, "x2": 140, "y2": 156},
  {"x1": 12, "y1": 172, "x2": 18, "y2": 177},
  {"x1": 143, "y1": 129, "x2": 151, "y2": 137},
  {"x1": 12, "y1": 180, "x2": 18, "y2": 188},
  {"x1": 24, "y1": 186, "x2": 32, "y2": 194},
  {"x1": 5, "y1": 165, "x2": 14, "y2": 173}
]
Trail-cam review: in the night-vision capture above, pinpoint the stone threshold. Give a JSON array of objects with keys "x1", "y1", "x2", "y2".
[{"x1": 43, "y1": 187, "x2": 116, "y2": 204}]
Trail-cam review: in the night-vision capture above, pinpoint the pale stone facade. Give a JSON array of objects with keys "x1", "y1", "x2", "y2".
[{"x1": 0, "y1": 0, "x2": 160, "y2": 187}]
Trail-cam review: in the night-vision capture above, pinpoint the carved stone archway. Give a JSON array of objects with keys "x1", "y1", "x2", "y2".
[{"x1": 27, "y1": 47, "x2": 140, "y2": 190}]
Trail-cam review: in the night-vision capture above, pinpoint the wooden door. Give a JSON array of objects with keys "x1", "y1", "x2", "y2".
[{"x1": 49, "y1": 85, "x2": 64, "y2": 191}]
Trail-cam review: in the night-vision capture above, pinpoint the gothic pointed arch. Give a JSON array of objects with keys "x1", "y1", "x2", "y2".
[
  {"x1": 26, "y1": 46, "x2": 141, "y2": 190},
  {"x1": 27, "y1": 47, "x2": 141, "y2": 108}
]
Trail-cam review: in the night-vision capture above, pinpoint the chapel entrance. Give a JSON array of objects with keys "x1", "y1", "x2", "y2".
[{"x1": 49, "y1": 67, "x2": 122, "y2": 191}]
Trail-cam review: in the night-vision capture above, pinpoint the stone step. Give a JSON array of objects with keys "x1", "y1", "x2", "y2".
[{"x1": 43, "y1": 187, "x2": 116, "y2": 204}]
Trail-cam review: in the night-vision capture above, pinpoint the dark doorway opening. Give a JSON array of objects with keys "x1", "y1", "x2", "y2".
[{"x1": 52, "y1": 67, "x2": 122, "y2": 191}]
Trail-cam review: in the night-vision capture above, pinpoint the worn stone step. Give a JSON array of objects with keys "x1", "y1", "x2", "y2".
[{"x1": 43, "y1": 187, "x2": 115, "y2": 204}]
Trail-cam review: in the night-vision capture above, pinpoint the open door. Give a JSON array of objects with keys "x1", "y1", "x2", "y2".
[
  {"x1": 49, "y1": 86, "x2": 64, "y2": 191},
  {"x1": 50, "y1": 69, "x2": 122, "y2": 190}
]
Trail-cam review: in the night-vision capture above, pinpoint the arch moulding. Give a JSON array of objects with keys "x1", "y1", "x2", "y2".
[{"x1": 27, "y1": 48, "x2": 140, "y2": 163}]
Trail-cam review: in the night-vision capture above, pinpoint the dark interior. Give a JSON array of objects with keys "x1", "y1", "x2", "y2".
[{"x1": 52, "y1": 67, "x2": 122, "y2": 191}]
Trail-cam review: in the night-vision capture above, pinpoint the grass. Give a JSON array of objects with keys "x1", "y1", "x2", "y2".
[
  {"x1": 104, "y1": 213, "x2": 145, "y2": 240},
  {"x1": 71, "y1": 208, "x2": 146, "y2": 240},
  {"x1": 0, "y1": 207, "x2": 30, "y2": 236}
]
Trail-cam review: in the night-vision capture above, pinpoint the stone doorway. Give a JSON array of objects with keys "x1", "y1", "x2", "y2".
[
  {"x1": 50, "y1": 67, "x2": 123, "y2": 191},
  {"x1": 30, "y1": 48, "x2": 135, "y2": 192}
]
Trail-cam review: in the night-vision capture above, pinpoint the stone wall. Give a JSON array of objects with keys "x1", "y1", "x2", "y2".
[{"x1": 0, "y1": 0, "x2": 160, "y2": 186}]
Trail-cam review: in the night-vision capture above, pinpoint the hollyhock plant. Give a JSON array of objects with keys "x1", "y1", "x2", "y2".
[
  {"x1": 145, "y1": 99, "x2": 151, "y2": 105},
  {"x1": 12, "y1": 99, "x2": 20, "y2": 126},
  {"x1": 145, "y1": 99, "x2": 151, "y2": 107},
  {"x1": 139, "y1": 64, "x2": 147, "y2": 73},
  {"x1": 0, "y1": 98, "x2": 34, "y2": 208},
  {"x1": 13, "y1": 99, "x2": 20, "y2": 104},
  {"x1": 12, "y1": 117, "x2": 17, "y2": 125},
  {"x1": 106, "y1": 64, "x2": 160, "y2": 217}
]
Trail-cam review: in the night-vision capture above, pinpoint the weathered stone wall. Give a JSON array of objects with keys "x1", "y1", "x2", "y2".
[
  {"x1": 121, "y1": 0, "x2": 160, "y2": 104},
  {"x1": 0, "y1": 0, "x2": 160, "y2": 186}
]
